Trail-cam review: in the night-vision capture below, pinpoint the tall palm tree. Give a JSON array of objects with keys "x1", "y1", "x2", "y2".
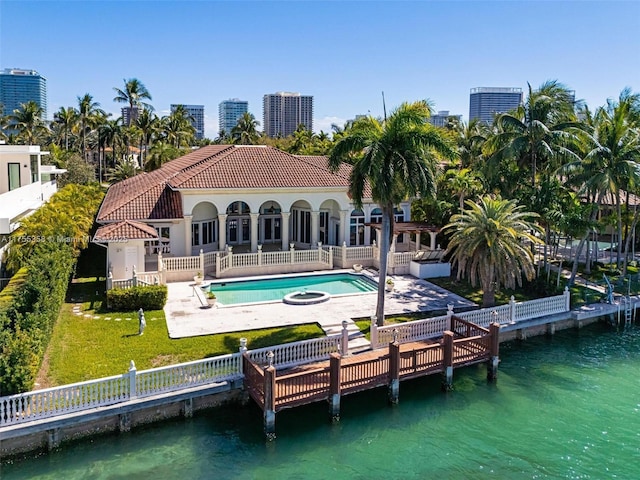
[
  {"x1": 563, "y1": 90, "x2": 640, "y2": 266},
  {"x1": 329, "y1": 100, "x2": 456, "y2": 325},
  {"x1": 9, "y1": 101, "x2": 48, "y2": 144},
  {"x1": 113, "y1": 78, "x2": 153, "y2": 126},
  {"x1": 53, "y1": 106, "x2": 78, "y2": 150},
  {"x1": 100, "y1": 119, "x2": 123, "y2": 169},
  {"x1": 162, "y1": 106, "x2": 195, "y2": 148},
  {"x1": 486, "y1": 80, "x2": 580, "y2": 187},
  {"x1": 145, "y1": 141, "x2": 181, "y2": 171},
  {"x1": 77, "y1": 94, "x2": 104, "y2": 161},
  {"x1": 135, "y1": 108, "x2": 159, "y2": 168},
  {"x1": 231, "y1": 112, "x2": 260, "y2": 145},
  {"x1": 446, "y1": 167, "x2": 483, "y2": 211},
  {"x1": 444, "y1": 196, "x2": 543, "y2": 307}
]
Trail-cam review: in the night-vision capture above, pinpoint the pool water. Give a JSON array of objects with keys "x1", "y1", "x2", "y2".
[{"x1": 207, "y1": 273, "x2": 377, "y2": 305}]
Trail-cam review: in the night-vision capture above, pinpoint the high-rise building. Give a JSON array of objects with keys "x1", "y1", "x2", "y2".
[
  {"x1": 469, "y1": 87, "x2": 522, "y2": 124},
  {"x1": 218, "y1": 99, "x2": 248, "y2": 136},
  {"x1": 0, "y1": 68, "x2": 47, "y2": 119},
  {"x1": 121, "y1": 106, "x2": 142, "y2": 126},
  {"x1": 263, "y1": 92, "x2": 313, "y2": 138},
  {"x1": 428, "y1": 110, "x2": 462, "y2": 128},
  {"x1": 172, "y1": 104, "x2": 205, "y2": 140}
]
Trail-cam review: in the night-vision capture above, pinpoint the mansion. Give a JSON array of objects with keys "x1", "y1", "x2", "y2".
[{"x1": 94, "y1": 145, "x2": 416, "y2": 281}]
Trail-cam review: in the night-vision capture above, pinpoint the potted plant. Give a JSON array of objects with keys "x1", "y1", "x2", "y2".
[
  {"x1": 385, "y1": 278, "x2": 394, "y2": 291},
  {"x1": 194, "y1": 271, "x2": 203, "y2": 285},
  {"x1": 206, "y1": 291, "x2": 216, "y2": 307}
]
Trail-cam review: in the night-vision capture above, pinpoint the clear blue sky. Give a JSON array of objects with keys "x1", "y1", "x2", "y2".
[{"x1": 1, "y1": 1, "x2": 638, "y2": 137}]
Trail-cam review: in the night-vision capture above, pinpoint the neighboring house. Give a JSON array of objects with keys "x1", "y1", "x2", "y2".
[
  {"x1": 93, "y1": 145, "x2": 412, "y2": 280},
  {"x1": 0, "y1": 144, "x2": 66, "y2": 274}
]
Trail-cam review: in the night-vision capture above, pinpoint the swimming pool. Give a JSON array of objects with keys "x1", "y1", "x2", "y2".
[{"x1": 206, "y1": 273, "x2": 377, "y2": 306}]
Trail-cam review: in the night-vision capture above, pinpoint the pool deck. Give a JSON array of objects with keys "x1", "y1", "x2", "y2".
[{"x1": 164, "y1": 270, "x2": 476, "y2": 351}]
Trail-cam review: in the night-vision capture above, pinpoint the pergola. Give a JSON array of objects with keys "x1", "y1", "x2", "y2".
[{"x1": 366, "y1": 221, "x2": 441, "y2": 251}]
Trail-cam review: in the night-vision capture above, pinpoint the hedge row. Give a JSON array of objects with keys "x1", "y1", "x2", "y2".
[
  {"x1": 106, "y1": 285, "x2": 168, "y2": 312},
  {"x1": 0, "y1": 185, "x2": 104, "y2": 395}
]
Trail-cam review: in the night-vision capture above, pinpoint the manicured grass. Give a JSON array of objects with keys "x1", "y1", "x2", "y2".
[
  {"x1": 40, "y1": 278, "x2": 324, "y2": 386},
  {"x1": 428, "y1": 277, "x2": 548, "y2": 304}
]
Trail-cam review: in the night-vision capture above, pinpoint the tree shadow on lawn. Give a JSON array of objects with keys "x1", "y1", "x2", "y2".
[{"x1": 65, "y1": 278, "x2": 106, "y2": 311}]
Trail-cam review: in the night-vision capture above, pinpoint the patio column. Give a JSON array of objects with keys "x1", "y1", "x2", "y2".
[
  {"x1": 429, "y1": 231, "x2": 437, "y2": 250},
  {"x1": 250, "y1": 213, "x2": 259, "y2": 252},
  {"x1": 184, "y1": 215, "x2": 193, "y2": 256},
  {"x1": 218, "y1": 214, "x2": 227, "y2": 250},
  {"x1": 416, "y1": 232, "x2": 421, "y2": 251},
  {"x1": 339, "y1": 210, "x2": 348, "y2": 246},
  {"x1": 281, "y1": 212, "x2": 290, "y2": 250},
  {"x1": 311, "y1": 210, "x2": 320, "y2": 247},
  {"x1": 390, "y1": 234, "x2": 398, "y2": 253}
]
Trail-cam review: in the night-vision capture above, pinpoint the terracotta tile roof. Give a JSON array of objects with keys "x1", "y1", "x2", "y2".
[
  {"x1": 93, "y1": 220, "x2": 159, "y2": 242},
  {"x1": 97, "y1": 146, "x2": 368, "y2": 223},
  {"x1": 96, "y1": 145, "x2": 232, "y2": 221},
  {"x1": 169, "y1": 146, "x2": 357, "y2": 190}
]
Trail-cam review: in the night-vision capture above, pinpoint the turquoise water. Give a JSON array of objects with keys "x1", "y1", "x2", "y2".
[
  {"x1": 208, "y1": 273, "x2": 377, "y2": 305},
  {"x1": 3, "y1": 323, "x2": 640, "y2": 479}
]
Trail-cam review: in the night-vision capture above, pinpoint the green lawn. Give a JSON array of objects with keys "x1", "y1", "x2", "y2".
[{"x1": 41, "y1": 278, "x2": 324, "y2": 386}]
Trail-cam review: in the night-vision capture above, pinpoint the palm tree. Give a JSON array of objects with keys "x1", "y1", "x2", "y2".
[
  {"x1": 446, "y1": 167, "x2": 483, "y2": 211},
  {"x1": 444, "y1": 196, "x2": 543, "y2": 307},
  {"x1": 145, "y1": 141, "x2": 181, "y2": 171},
  {"x1": 100, "y1": 119, "x2": 123, "y2": 169},
  {"x1": 231, "y1": 112, "x2": 260, "y2": 145},
  {"x1": 134, "y1": 108, "x2": 159, "y2": 168},
  {"x1": 562, "y1": 90, "x2": 640, "y2": 266},
  {"x1": 9, "y1": 101, "x2": 48, "y2": 144},
  {"x1": 486, "y1": 80, "x2": 580, "y2": 187},
  {"x1": 113, "y1": 78, "x2": 153, "y2": 126},
  {"x1": 106, "y1": 159, "x2": 139, "y2": 183},
  {"x1": 329, "y1": 101, "x2": 456, "y2": 325},
  {"x1": 77, "y1": 94, "x2": 105, "y2": 161},
  {"x1": 53, "y1": 106, "x2": 78, "y2": 150},
  {"x1": 161, "y1": 107, "x2": 195, "y2": 148}
]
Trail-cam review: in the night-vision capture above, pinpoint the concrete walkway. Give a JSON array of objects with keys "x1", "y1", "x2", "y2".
[{"x1": 163, "y1": 270, "x2": 475, "y2": 352}]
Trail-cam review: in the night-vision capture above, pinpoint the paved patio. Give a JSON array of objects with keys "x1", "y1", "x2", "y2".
[{"x1": 164, "y1": 270, "x2": 476, "y2": 350}]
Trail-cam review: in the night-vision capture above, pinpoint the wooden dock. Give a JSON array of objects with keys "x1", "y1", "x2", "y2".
[{"x1": 243, "y1": 317, "x2": 500, "y2": 439}]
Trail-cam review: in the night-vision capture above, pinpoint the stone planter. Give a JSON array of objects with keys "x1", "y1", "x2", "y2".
[
  {"x1": 206, "y1": 297, "x2": 217, "y2": 307},
  {"x1": 194, "y1": 276, "x2": 203, "y2": 285},
  {"x1": 353, "y1": 264, "x2": 363, "y2": 273},
  {"x1": 385, "y1": 282, "x2": 394, "y2": 292}
]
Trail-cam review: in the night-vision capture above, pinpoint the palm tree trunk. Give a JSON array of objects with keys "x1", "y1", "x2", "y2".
[
  {"x1": 622, "y1": 206, "x2": 639, "y2": 278},
  {"x1": 374, "y1": 205, "x2": 393, "y2": 326},
  {"x1": 569, "y1": 235, "x2": 588, "y2": 286},
  {"x1": 616, "y1": 192, "x2": 623, "y2": 267}
]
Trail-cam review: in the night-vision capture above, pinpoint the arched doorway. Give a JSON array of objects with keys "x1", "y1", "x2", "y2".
[
  {"x1": 259, "y1": 200, "x2": 282, "y2": 246},
  {"x1": 226, "y1": 201, "x2": 251, "y2": 248},
  {"x1": 191, "y1": 202, "x2": 218, "y2": 254}
]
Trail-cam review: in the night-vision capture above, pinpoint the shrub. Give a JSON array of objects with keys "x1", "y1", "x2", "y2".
[
  {"x1": 106, "y1": 285, "x2": 168, "y2": 311},
  {"x1": 0, "y1": 267, "x2": 28, "y2": 312}
]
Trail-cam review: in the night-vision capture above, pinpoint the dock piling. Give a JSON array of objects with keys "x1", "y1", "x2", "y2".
[
  {"x1": 388, "y1": 340, "x2": 400, "y2": 404},
  {"x1": 442, "y1": 331, "x2": 454, "y2": 391},
  {"x1": 329, "y1": 353, "x2": 341, "y2": 422}
]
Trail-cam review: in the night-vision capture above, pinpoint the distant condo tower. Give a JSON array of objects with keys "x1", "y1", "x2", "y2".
[
  {"x1": 428, "y1": 110, "x2": 462, "y2": 128},
  {"x1": 0, "y1": 68, "x2": 47, "y2": 119},
  {"x1": 171, "y1": 104, "x2": 205, "y2": 140},
  {"x1": 469, "y1": 87, "x2": 523, "y2": 124},
  {"x1": 121, "y1": 106, "x2": 142, "y2": 126},
  {"x1": 263, "y1": 92, "x2": 313, "y2": 138},
  {"x1": 218, "y1": 99, "x2": 248, "y2": 136}
]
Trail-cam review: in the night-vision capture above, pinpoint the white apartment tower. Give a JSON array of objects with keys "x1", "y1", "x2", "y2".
[{"x1": 263, "y1": 92, "x2": 313, "y2": 138}]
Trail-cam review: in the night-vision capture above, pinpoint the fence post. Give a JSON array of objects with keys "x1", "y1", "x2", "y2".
[
  {"x1": 264, "y1": 358, "x2": 276, "y2": 441},
  {"x1": 341, "y1": 320, "x2": 349, "y2": 356},
  {"x1": 199, "y1": 249, "x2": 204, "y2": 274},
  {"x1": 509, "y1": 296, "x2": 516, "y2": 323},
  {"x1": 564, "y1": 286, "x2": 570, "y2": 311},
  {"x1": 370, "y1": 315, "x2": 378, "y2": 348},
  {"x1": 106, "y1": 271, "x2": 113, "y2": 290},
  {"x1": 329, "y1": 353, "x2": 341, "y2": 422},
  {"x1": 132, "y1": 266, "x2": 138, "y2": 287},
  {"x1": 128, "y1": 360, "x2": 137, "y2": 400},
  {"x1": 258, "y1": 244, "x2": 262, "y2": 266},
  {"x1": 290, "y1": 243, "x2": 295, "y2": 264},
  {"x1": 216, "y1": 252, "x2": 220, "y2": 277},
  {"x1": 487, "y1": 323, "x2": 500, "y2": 382},
  {"x1": 388, "y1": 339, "x2": 400, "y2": 405},
  {"x1": 342, "y1": 241, "x2": 347, "y2": 267},
  {"x1": 442, "y1": 331, "x2": 454, "y2": 391},
  {"x1": 158, "y1": 252, "x2": 163, "y2": 272},
  {"x1": 446, "y1": 304, "x2": 454, "y2": 331},
  {"x1": 329, "y1": 246, "x2": 334, "y2": 269}
]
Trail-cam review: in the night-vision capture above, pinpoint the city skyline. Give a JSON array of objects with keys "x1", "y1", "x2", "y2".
[{"x1": 1, "y1": 1, "x2": 637, "y2": 138}]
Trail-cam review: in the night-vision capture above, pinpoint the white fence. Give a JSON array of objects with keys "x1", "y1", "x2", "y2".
[
  {"x1": 245, "y1": 335, "x2": 342, "y2": 369},
  {"x1": 0, "y1": 355, "x2": 242, "y2": 427},
  {"x1": 371, "y1": 289, "x2": 571, "y2": 349}
]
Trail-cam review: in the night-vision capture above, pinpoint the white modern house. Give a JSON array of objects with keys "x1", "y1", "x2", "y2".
[
  {"x1": 93, "y1": 145, "x2": 446, "y2": 285},
  {"x1": 0, "y1": 144, "x2": 66, "y2": 273}
]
